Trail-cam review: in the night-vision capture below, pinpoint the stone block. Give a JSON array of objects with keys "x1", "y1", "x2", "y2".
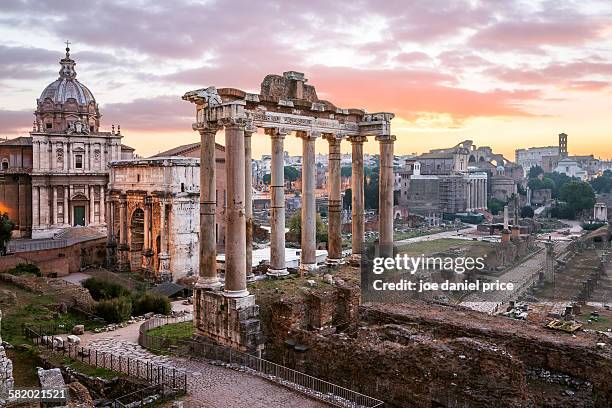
[{"x1": 72, "y1": 324, "x2": 85, "y2": 335}]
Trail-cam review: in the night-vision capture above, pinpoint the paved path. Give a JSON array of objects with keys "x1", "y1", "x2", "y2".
[{"x1": 79, "y1": 303, "x2": 326, "y2": 408}]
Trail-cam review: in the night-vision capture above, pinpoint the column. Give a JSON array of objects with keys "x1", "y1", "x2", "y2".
[
  {"x1": 66, "y1": 142, "x2": 71, "y2": 170},
  {"x1": 158, "y1": 200, "x2": 170, "y2": 277},
  {"x1": 143, "y1": 198, "x2": 150, "y2": 251},
  {"x1": 106, "y1": 200, "x2": 114, "y2": 244},
  {"x1": 266, "y1": 127, "x2": 289, "y2": 276},
  {"x1": 349, "y1": 136, "x2": 367, "y2": 263},
  {"x1": 223, "y1": 118, "x2": 248, "y2": 297},
  {"x1": 39, "y1": 186, "x2": 49, "y2": 227},
  {"x1": 33, "y1": 142, "x2": 39, "y2": 171},
  {"x1": 100, "y1": 185, "x2": 105, "y2": 224},
  {"x1": 51, "y1": 142, "x2": 56, "y2": 170},
  {"x1": 245, "y1": 123, "x2": 256, "y2": 282},
  {"x1": 324, "y1": 134, "x2": 343, "y2": 265},
  {"x1": 89, "y1": 185, "x2": 95, "y2": 225},
  {"x1": 85, "y1": 144, "x2": 90, "y2": 171},
  {"x1": 32, "y1": 186, "x2": 39, "y2": 227},
  {"x1": 63, "y1": 186, "x2": 69, "y2": 225},
  {"x1": 297, "y1": 130, "x2": 317, "y2": 273},
  {"x1": 119, "y1": 197, "x2": 127, "y2": 246},
  {"x1": 196, "y1": 123, "x2": 222, "y2": 289},
  {"x1": 52, "y1": 186, "x2": 58, "y2": 226},
  {"x1": 377, "y1": 134, "x2": 396, "y2": 256}
]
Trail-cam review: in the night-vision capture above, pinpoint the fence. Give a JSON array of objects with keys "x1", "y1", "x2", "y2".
[
  {"x1": 23, "y1": 326, "x2": 187, "y2": 407},
  {"x1": 140, "y1": 317, "x2": 384, "y2": 408}
]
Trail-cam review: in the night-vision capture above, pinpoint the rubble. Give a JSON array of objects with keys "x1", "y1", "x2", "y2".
[{"x1": 0, "y1": 311, "x2": 14, "y2": 406}]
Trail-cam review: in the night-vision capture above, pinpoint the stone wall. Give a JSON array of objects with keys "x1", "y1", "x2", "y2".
[
  {"x1": 0, "y1": 310, "x2": 14, "y2": 405},
  {"x1": 260, "y1": 291, "x2": 611, "y2": 408},
  {"x1": 0, "y1": 238, "x2": 106, "y2": 277}
]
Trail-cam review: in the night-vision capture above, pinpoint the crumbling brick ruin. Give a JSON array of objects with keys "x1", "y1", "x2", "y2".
[{"x1": 258, "y1": 282, "x2": 611, "y2": 408}]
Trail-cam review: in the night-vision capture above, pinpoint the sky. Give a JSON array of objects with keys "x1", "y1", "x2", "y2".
[{"x1": 0, "y1": 0, "x2": 611, "y2": 161}]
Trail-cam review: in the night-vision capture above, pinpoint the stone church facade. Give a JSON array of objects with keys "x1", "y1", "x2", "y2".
[{"x1": 0, "y1": 46, "x2": 134, "y2": 239}]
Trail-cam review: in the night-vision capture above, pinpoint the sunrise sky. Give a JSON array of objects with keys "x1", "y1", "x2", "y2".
[{"x1": 1, "y1": 0, "x2": 611, "y2": 160}]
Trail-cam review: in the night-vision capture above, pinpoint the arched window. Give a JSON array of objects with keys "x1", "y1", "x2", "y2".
[{"x1": 1, "y1": 161, "x2": 8, "y2": 170}]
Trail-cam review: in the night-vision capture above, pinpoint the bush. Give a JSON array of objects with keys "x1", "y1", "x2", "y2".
[
  {"x1": 8, "y1": 263, "x2": 41, "y2": 276},
  {"x1": 83, "y1": 277, "x2": 131, "y2": 301},
  {"x1": 95, "y1": 297, "x2": 132, "y2": 323},
  {"x1": 131, "y1": 292, "x2": 171, "y2": 316}
]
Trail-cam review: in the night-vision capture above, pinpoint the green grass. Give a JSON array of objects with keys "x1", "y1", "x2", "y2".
[
  {"x1": 147, "y1": 321, "x2": 194, "y2": 340},
  {"x1": 43, "y1": 352, "x2": 126, "y2": 380},
  {"x1": 396, "y1": 238, "x2": 493, "y2": 256}
]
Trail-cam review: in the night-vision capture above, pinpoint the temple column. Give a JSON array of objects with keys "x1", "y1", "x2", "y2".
[
  {"x1": 377, "y1": 134, "x2": 396, "y2": 257},
  {"x1": 324, "y1": 134, "x2": 343, "y2": 265},
  {"x1": 196, "y1": 123, "x2": 222, "y2": 290},
  {"x1": 266, "y1": 127, "x2": 289, "y2": 276},
  {"x1": 52, "y1": 186, "x2": 58, "y2": 226},
  {"x1": 349, "y1": 136, "x2": 367, "y2": 263},
  {"x1": 223, "y1": 118, "x2": 248, "y2": 297},
  {"x1": 244, "y1": 123, "x2": 256, "y2": 282},
  {"x1": 158, "y1": 199, "x2": 170, "y2": 280},
  {"x1": 88, "y1": 186, "x2": 95, "y2": 225},
  {"x1": 63, "y1": 186, "x2": 69, "y2": 225},
  {"x1": 39, "y1": 186, "x2": 49, "y2": 227},
  {"x1": 297, "y1": 130, "x2": 318, "y2": 273},
  {"x1": 117, "y1": 194, "x2": 130, "y2": 271},
  {"x1": 100, "y1": 185, "x2": 105, "y2": 224},
  {"x1": 32, "y1": 186, "x2": 39, "y2": 227},
  {"x1": 484, "y1": 179, "x2": 488, "y2": 209},
  {"x1": 143, "y1": 196, "x2": 153, "y2": 276}
]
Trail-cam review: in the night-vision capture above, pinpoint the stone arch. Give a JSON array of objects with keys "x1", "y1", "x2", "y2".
[
  {"x1": 469, "y1": 155, "x2": 476, "y2": 163},
  {"x1": 129, "y1": 208, "x2": 145, "y2": 271}
]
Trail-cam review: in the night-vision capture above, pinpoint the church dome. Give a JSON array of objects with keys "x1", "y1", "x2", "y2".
[{"x1": 39, "y1": 46, "x2": 96, "y2": 105}]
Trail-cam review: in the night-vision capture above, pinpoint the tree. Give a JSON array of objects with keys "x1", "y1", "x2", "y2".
[
  {"x1": 488, "y1": 198, "x2": 506, "y2": 215},
  {"x1": 343, "y1": 188, "x2": 352, "y2": 210},
  {"x1": 590, "y1": 171, "x2": 612, "y2": 194},
  {"x1": 284, "y1": 166, "x2": 300, "y2": 182},
  {"x1": 288, "y1": 213, "x2": 328, "y2": 243},
  {"x1": 559, "y1": 181, "x2": 596, "y2": 219},
  {"x1": 0, "y1": 213, "x2": 14, "y2": 255},
  {"x1": 520, "y1": 205, "x2": 534, "y2": 218},
  {"x1": 528, "y1": 165, "x2": 544, "y2": 178}
]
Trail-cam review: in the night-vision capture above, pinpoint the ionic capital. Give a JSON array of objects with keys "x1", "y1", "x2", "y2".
[
  {"x1": 195, "y1": 121, "x2": 220, "y2": 136},
  {"x1": 219, "y1": 117, "x2": 247, "y2": 130},
  {"x1": 296, "y1": 130, "x2": 320, "y2": 141},
  {"x1": 348, "y1": 135, "x2": 368, "y2": 145},
  {"x1": 264, "y1": 127, "x2": 291, "y2": 138},
  {"x1": 375, "y1": 134, "x2": 397, "y2": 143}
]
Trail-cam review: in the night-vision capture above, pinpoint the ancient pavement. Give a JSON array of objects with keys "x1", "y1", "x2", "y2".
[{"x1": 79, "y1": 302, "x2": 326, "y2": 408}]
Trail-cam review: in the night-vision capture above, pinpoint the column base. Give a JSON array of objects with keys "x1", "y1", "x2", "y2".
[
  {"x1": 223, "y1": 288, "x2": 250, "y2": 298},
  {"x1": 267, "y1": 268, "x2": 289, "y2": 277},
  {"x1": 195, "y1": 276, "x2": 223, "y2": 290},
  {"x1": 193, "y1": 289, "x2": 264, "y2": 353},
  {"x1": 326, "y1": 257, "x2": 345, "y2": 267},
  {"x1": 299, "y1": 263, "x2": 317, "y2": 274}
]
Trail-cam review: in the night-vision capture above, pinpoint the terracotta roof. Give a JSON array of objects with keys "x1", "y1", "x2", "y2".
[
  {"x1": 151, "y1": 142, "x2": 225, "y2": 158},
  {"x1": 121, "y1": 144, "x2": 135, "y2": 151},
  {"x1": 0, "y1": 136, "x2": 32, "y2": 146}
]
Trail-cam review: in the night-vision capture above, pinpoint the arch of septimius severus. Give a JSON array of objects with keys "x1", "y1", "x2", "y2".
[{"x1": 183, "y1": 71, "x2": 394, "y2": 352}]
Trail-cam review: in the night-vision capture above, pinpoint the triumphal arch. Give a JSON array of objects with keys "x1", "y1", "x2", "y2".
[{"x1": 184, "y1": 71, "x2": 395, "y2": 352}]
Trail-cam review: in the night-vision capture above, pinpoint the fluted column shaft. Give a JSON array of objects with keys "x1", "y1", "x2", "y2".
[
  {"x1": 298, "y1": 131, "x2": 317, "y2": 273},
  {"x1": 349, "y1": 136, "x2": 366, "y2": 262},
  {"x1": 325, "y1": 134, "x2": 343, "y2": 265},
  {"x1": 266, "y1": 128, "x2": 289, "y2": 276},
  {"x1": 160, "y1": 201, "x2": 167, "y2": 253},
  {"x1": 119, "y1": 197, "x2": 127, "y2": 246},
  {"x1": 143, "y1": 199, "x2": 150, "y2": 250},
  {"x1": 32, "y1": 186, "x2": 39, "y2": 227},
  {"x1": 89, "y1": 186, "x2": 95, "y2": 225},
  {"x1": 223, "y1": 119, "x2": 248, "y2": 297},
  {"x1": 63, "y1": 187, "x2": 69, "y2": 225},
  {"x1": 378, "y1": 135, "x2": 396, "y2": 256},
  {"x1": 52, "y1": 186, "x2": 58, "y2": 225},
  {"x1": 197, "y1": 124, "x2": 221, "y2": 289},
  {"x1": 100, "y1": 185, "x2": 105, "y2": 224}
]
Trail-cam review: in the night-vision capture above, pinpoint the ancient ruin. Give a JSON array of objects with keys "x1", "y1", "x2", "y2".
[
  {"x1": 0, "y1": 311, "x2": 14, "y2": 405},
  {"x1": 183, "y1": 71, "x2": 395, "y2": 351}
]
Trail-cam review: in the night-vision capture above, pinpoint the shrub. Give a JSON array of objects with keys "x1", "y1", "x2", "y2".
[
  {"x1": 83, "y1": 277, "x2": 131, "y2": 301},
  {"x1": 131, "y1": 292, "x2": 171, "y2": 316},
  {"x1": 8, "y1": 263, "x2": 41, "y2": 276},
  {"x1": 95, "y1": 297, "x2": 132, "y2": 323}
]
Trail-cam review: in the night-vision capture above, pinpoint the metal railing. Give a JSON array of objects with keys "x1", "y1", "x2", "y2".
[
  {"x1": 140, "y1": 317, "x2": 384, "y2": 408},
  {"x1": 23, "y1": 326, "x2": 187, "y2": 407}
]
